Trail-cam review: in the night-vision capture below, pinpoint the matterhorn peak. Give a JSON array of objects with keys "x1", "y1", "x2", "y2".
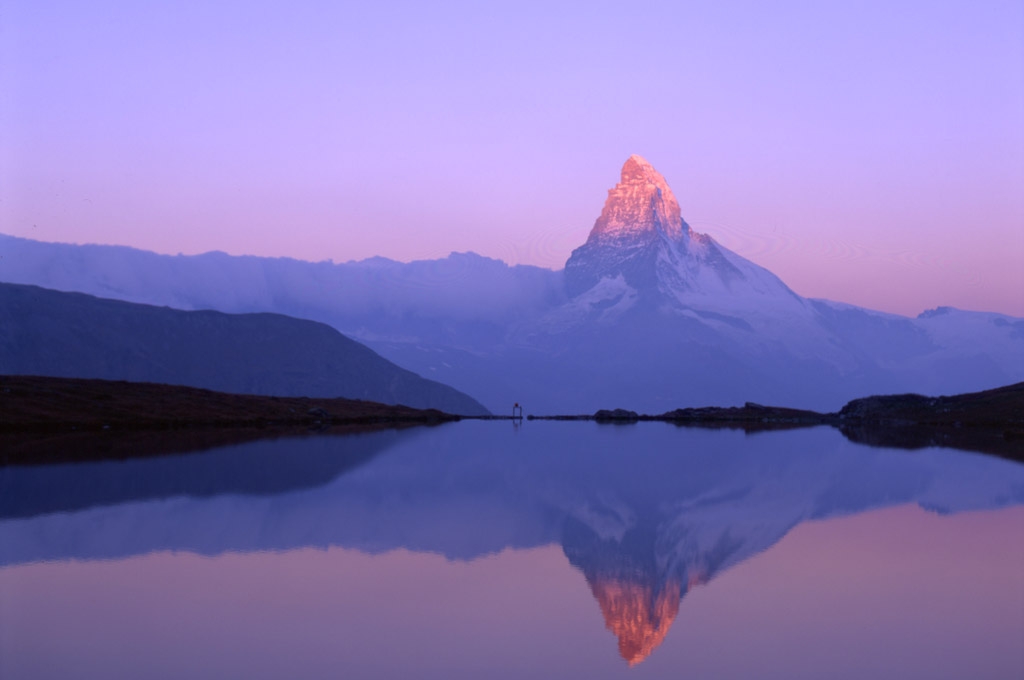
[
  {"x1": 564, "y1": 155, "x2": 800, "y2": 305},
  {"x1": 588, "y1": 155, "x2": 691, "y2": 243},
  {"x1": 619, "y1": 154, "x2": 664, "y2": 184}
]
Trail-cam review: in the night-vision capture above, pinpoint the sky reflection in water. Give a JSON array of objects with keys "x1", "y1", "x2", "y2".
[{"x1": 1, "y1": 422, "x2": 1022, "y2": 679}]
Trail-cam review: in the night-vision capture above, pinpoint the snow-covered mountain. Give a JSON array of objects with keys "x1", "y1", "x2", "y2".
[
  {"x1": 565, "y1": 155, "x2": 802, "y2": 312},
  {"x1": 488, "y1": 156, "x2": 1023, "y2": 412},
  {"x1": 1, "y1": 156, "x2": 1021, "y2": 413},
  {"x1": 521, "y1": 156, "x2": 851, "y2": 370}
]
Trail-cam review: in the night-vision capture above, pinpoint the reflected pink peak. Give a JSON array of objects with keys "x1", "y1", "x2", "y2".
[{"x1": 588, "y1": 575, "x2": 684, "y2": 665}]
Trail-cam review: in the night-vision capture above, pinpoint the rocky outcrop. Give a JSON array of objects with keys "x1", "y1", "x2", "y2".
[{"x1": 594, "y1": 408, "x2": 640, "y2": 421}]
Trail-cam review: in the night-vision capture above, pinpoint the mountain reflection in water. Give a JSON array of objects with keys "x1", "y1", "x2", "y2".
[
  {"x1": 580, "y1": 566, "x2": 683, "y2": 664},
  {"x1": 1, "y1": 421, "x2": 1023, "y2": 671}
]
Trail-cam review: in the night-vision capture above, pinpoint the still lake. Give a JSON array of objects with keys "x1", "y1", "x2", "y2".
[{"x1": 1, "y1": 421, "x2": 1022, "y2": 679}]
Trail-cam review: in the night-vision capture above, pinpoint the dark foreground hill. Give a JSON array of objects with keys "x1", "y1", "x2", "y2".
[
  {"x1": 0, "y1": 375, "x2": 455, "y2": 465},
  {"x1": 836, "y1": 381, "x2": 1024, "y2": 426},
  {"x1": 0, "y1": 283, "x2": 489, "y2": 415},
  {"x1": 0, "y1": 375, "x2": 459, "y2": 431},
  {"x1": 532, "y1": 382, "x2": 1024, "y2": 461}
]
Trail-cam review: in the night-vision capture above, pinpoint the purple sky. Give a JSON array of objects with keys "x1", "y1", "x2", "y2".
[{"x1": 2, "y1": 1, "x2": 1022, "y2": 316}]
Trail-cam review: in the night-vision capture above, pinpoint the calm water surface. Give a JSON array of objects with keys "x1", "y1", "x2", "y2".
[{"x1": 1, "y1": 422, "x2": 1022, "y2": 679}]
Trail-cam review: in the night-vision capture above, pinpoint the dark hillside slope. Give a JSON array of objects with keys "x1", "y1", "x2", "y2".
[
  {"x1": 0, "y1": 283, "x2": 488, "y2": 415},
  {"x1": 838, "y1": 381, "x2": 1024, "y2": 426}
]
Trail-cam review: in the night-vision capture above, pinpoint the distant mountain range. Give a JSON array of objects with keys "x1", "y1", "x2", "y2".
[
  {"x1": 0, "y1": 283, "x2": 489, "y2": 415},
  {"x1": 2, "y1": 155, "x2": 1021, "y2": 412}
]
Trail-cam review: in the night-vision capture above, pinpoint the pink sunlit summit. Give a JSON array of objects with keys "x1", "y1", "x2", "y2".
[
  {"x1": 565, "y1": 156, "x2": 804, "y2": 310},
  {"x1": 588, "y1": 155, "x2": 689, "y2": 242}
]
